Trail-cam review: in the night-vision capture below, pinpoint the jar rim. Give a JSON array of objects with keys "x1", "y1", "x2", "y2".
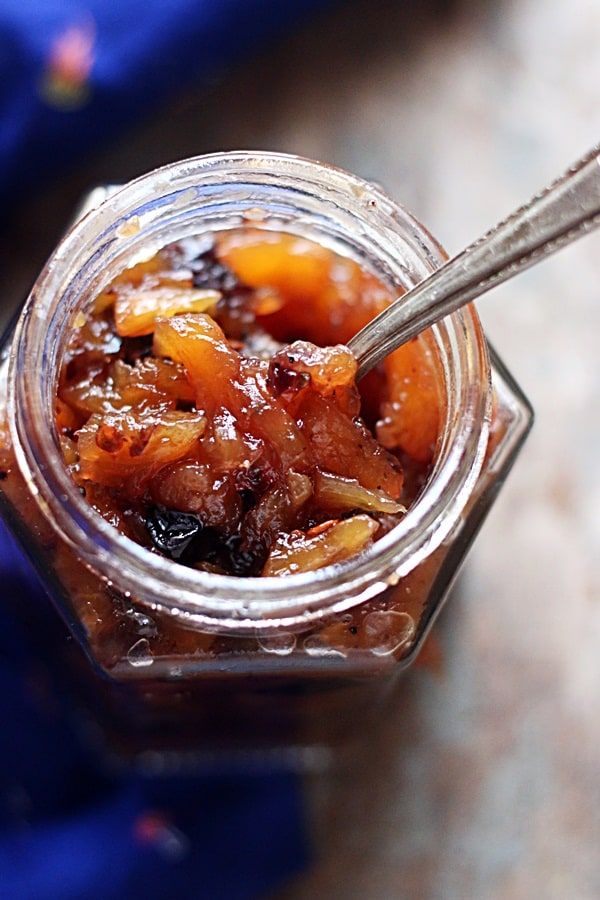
[{"x1": 8, "y1": 151, "x2": 491, "y2": 633}]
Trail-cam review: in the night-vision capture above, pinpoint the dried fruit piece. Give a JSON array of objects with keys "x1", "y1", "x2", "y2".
[
  {"x1": 201, "y1": 409, "x2": 264, "y2": 474},
  {"x1": 217, "y1": 229, "x2": 392, "y2": 344},
  {"x1": 286, "y1": 471, "x2": 313, "y2": 508},
  {"x1": 299, "y1": 392, "x2": 403, "y2": 499},
  {"x1": 314, "y1": 470, "x2": 406, "y2": 515},
  {"x1": 153, "y1": 313, "x2": 240, "y2": 411},
  {"x1": 145, "y1": 506, "x2": 203, "y2": 560},
  {"x1": 115, "y1": 286, "x2": 221, "y2": 337},
  {"x1": 189, "y1": 247, "x2": 242, "y2": 293},
  {"x1": 377, "y1": 338, "x2": 440, "y2": 463},
  {"x1": 77, "y1": 409, "x2": 206, "y2": 492},
  {"x1": 237, "y1": 359, "x2": 309, "y2": 469},
  {"x1": 274, "y1": 341, "x2": 357, "y2": 394},
  {"x1": 270, "y1": 340, "x2": 360, "y2": 414},
  {"x1": 263, "y1": 515, "x2": 379, "y2": 576},
  {"x1": 111, "y1": 358, "x2": 195, "y2": 408},
  {"x1": 62, "y1": 357, "x2": 195, "y2": 418},
  {"x1": 151, "y1": 462, "x2": 241, "y2": 529},
  {"x1": 237, "y1": 471, "x2": 313, "y2": 575},
  {"x1": 217, "y1": 230, "x2": 331, "y2": 301}
]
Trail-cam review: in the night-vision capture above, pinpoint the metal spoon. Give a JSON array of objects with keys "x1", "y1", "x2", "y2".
[{"x1": 349, "y1": 144, "x2": 600, "y2": 378}]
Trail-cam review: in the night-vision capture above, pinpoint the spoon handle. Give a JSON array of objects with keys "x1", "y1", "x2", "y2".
[{"x1": 349, "y1": 144, "x2": 600, "y2": 378}]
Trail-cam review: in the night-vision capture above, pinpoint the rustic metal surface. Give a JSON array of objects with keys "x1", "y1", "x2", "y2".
[{"x1": 3, "y1": 0, "x2": 599, "y2": 897}]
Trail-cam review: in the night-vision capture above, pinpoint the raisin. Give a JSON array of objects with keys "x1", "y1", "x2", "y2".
[
  {"x1": 145, "y1": 506, "x2": 203, "y2": 560},
  {"x1": 190, "y1": 248, "x2": 240, "y2": 294},
  {"x1": 187, "y1": 525, "x2": 223, "y2": 566},
  {"x1": 234, "y1": 464, "x2": 277, "y2": 511},
  {"x1": 221, "y1": 533, "x2": 267, "y2": 577},
  {"x1": 267, "y1": 361, "x2": 310, "y2": 398},
  {"x1": 121, "y1": 334, "x2": 153, "y2": 365}
]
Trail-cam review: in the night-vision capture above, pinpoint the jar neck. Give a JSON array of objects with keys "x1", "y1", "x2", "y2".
[{"x1": 8, "y1": 152, "x2": 491, "y2": 635}]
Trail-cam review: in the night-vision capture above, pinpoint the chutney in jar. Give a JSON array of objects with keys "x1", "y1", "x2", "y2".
[
  {"x1": 0, "y1": 155, "x2": 530, "y2": 756},
  {"x1": 57, "y1": 230, "x2": 440, "y2": 583}
]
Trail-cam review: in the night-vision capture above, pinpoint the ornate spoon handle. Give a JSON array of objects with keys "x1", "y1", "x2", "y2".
[{"x1": 349, "y1": 145, "x2": 600, "y2": 378}]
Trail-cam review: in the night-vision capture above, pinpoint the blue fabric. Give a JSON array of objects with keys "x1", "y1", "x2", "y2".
[
  {"x1": 0, "y1": 5, "x2": 332, "y2": 892},
  {"x1": 0, "y1": 517, "x2": 309, "y2": 898},
  {"x1": 0, "y1": 0, "x2": 331, "y2": 204}
]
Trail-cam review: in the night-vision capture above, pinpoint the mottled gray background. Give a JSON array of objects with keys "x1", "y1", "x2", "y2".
[{"x1": 3, "y1": 1, "x2": 599, "y2": 897}]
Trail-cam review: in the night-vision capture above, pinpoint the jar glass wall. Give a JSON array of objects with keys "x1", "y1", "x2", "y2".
[{"x1": 0, "y1": 154, "x2": 532, "y2": 760}]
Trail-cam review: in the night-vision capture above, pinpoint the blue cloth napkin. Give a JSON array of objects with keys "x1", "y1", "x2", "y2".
[
  {"x1": 0, "y1": 517, "x2": 309, "y2": 899},
  {"x1": 0, "y1": 4, "x2": 336, "y2": 891},
  {"x1": 0, "y1": 0, "x2": 330, "y2": 204}
]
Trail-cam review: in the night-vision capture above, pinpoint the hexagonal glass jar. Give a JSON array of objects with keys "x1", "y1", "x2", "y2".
[{"x1": 0, "y1": 153, "x2": 532, "y2": 763}]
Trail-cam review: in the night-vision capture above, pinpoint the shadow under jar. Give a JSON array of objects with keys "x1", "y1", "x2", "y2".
[{"x1": 0, "y1": 153, "x2": 532, "y2": 766}]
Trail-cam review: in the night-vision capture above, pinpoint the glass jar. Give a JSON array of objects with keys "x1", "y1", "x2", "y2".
[{"x1": 0, "y1": 153, "x2": 532, "y2": 764}]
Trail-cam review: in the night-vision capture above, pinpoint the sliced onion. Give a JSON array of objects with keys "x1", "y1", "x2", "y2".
[
  {"x1": 314, "y1": 470, "x2": 406, "y2": 515},
  {"x1": 263, "y1": 514, "x2": 379, "y2": 576},
  {"x1": 115, "y1": 287, "x2": 221, "y2": 337}
]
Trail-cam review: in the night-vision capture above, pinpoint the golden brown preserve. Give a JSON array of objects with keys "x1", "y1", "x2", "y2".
[{"x1": 56, "y1": 230, "x2": 441, "y2": 580}]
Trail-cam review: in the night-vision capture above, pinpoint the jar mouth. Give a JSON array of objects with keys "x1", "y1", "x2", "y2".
[{"x1": 8, "y1": 151, "x2": 491, "y2": 634}]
